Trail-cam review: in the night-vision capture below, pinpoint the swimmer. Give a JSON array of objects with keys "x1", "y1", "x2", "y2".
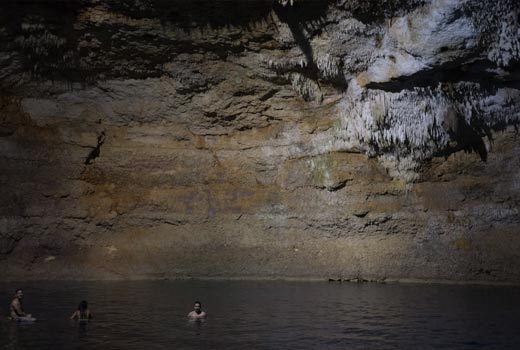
[
  {"x1": 70, "y1": 300, "x2": 92, "y2": 321},
  {"x1": 10, "y1": 289, "x2": 36, "y2": 322},
  {"x1": 187, "y1": 301, "x2": 207, "y2": 319}
]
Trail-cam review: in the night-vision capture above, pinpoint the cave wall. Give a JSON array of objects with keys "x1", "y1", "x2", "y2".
[{"x1": 0, "y1": 0, "x2": 519, "y2": 282}]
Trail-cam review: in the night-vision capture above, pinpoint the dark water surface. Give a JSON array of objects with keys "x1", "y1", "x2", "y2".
[{"x1": 0, "y1": 280, "x2": 519, "y2": 349}]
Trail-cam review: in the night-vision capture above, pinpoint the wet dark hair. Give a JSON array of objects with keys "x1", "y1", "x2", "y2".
[
  {"x1": 78, "y1": 300, "x2": 88, "y2": 311},
  {"x1": 194, "y1": 301, "x2": 202, "y2": 307},
  {"x1": 15, "y1": 289, "x2": 22, "y2": 294}
]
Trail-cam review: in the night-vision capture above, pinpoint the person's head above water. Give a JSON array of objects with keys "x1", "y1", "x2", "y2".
[
  {"x1": 14, "y1": 289, "x2": 23, "y2": 300},
  {"x1": 194, "y1": 301, "x2": 202, "y2": 314},
  {"x1": 188, "y1": 301, "x2": 206, "y2": 318},
  {"x1": 78, "y1": 300, "x2": 88, "y2": 311}
]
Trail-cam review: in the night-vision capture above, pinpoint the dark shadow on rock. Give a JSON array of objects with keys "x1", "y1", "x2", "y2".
[
  {"x1": 106, "y1": 0, "x2": 275, "y2": 29},
  {"x1": 439, "y1": 108, "x2": 491, "y2": 162},
  {"x1": 0, "y1": 0, "x2": 279, "y2": 86},
  {"x1": 273, "y1": 0, "x2": 348, "y2": 89},
  {"x1": 0, "y1": 0, "x2": 351, "y2": 90},
  {"x1": 346, "y1": 0, "x2": 428, "y2": 24},
  {"x1": 272, "y1": 0, "x2": 329, "y2": 70},
  {"x1": 366, "y1": 59, "x2": 520, "y2": 94},
  {"x1": 452, "y1": 115, "x2": 489, "y2": 162},
  {"x1": 0, "y1": 0, "x2": 86, "y2": 84}
]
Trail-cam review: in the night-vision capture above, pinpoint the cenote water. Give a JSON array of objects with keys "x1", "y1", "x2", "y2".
[{"x1": 0, "y1": 280, "x2": 518, "y2": 349}]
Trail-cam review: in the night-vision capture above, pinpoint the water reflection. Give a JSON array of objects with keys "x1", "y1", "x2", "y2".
[
  {"x1": 188, "y1": 318, "x2": 206, "y2": 336},
  {"x1": 5, "y1": 322, "x2": 20, "y2": 350},
  {"x1": 77, "y1": 320, "x2": 90, "y2": 338}
]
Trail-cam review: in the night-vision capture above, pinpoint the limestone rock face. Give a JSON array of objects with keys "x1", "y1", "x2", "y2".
[{"x1": 0, "y1": 0, "x2": 519, "y2": 282}]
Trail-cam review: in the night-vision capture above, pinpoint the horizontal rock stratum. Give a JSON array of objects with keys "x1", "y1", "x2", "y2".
[{"x1": 0, "y1": 0, "x2": 519, "y2": 282}]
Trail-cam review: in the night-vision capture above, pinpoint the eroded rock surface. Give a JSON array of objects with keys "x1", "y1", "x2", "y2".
[{"x1": 0, "y1": 0, "x2": 519, "y2": 282}]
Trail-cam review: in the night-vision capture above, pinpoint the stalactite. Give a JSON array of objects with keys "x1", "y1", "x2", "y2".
[
  {"x1": 278, "y1": 0, "x2": 295, "y2": 6},
  {"x1": 289, "y1": 73, "x2": 323, "y2": 102},
  {"x1": 335, "y1": 81, "x2": 520, "y2": 181}
]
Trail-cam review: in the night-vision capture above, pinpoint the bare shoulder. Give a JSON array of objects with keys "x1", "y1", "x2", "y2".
[{"x1": 188, "y1": 311, "x2": 207, "y2": 319}]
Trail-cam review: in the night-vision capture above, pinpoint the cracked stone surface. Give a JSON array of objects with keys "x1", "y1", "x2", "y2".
[{"x1": 0, "y1": 0, "x2": 519, "y2": 282}]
